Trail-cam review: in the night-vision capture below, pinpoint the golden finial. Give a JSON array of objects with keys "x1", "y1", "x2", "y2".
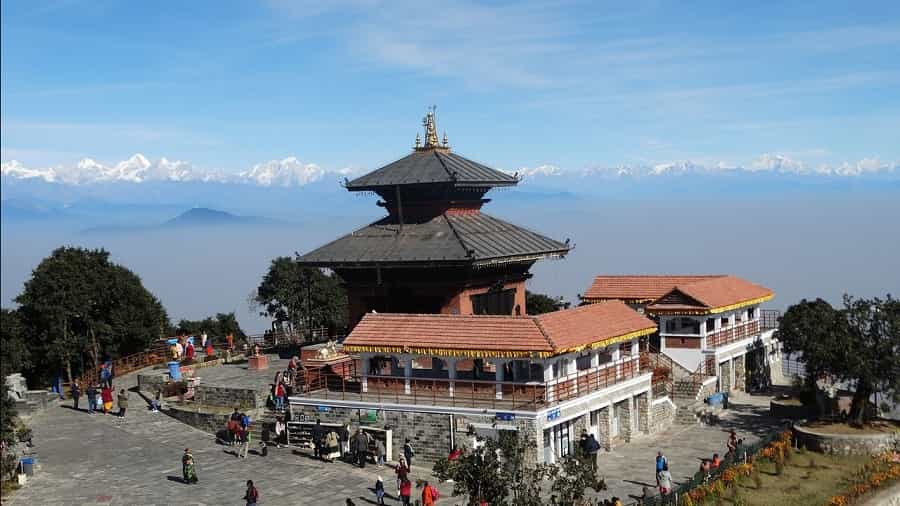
[
  {"x1": 415, "y1": 106, "x2": 449, "y2": 151},
  {"x1": 414, "y1": 132, "x2": 421, "y2": 149},
  {"x1": 442, "y1": 131, "x2": 449, "y2": 148}
]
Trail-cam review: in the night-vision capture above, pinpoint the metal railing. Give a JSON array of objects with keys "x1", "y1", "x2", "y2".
[
  {"x1": 706, "y1": 320, "x2": 760, "y2": 348},
  {"x1": 297, "y1": 354, "x2": 654, "y2": 410},
  {"x1": 760, "y1": 309, "x2": 780, "y2": 331}
]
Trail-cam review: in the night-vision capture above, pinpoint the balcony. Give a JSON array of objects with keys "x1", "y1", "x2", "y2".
[
  {"x1": 705, "y1": 320, "x2": 761, "y2": 348},
  {"x1": 295, "y1": 354, "x2": 652, "y2": 411}
]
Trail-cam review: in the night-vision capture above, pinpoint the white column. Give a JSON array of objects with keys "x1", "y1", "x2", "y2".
[
  {"x1": 403, "y1": 354, "x2": 412, "y2": 395},
  {"x1": 590, "y1": 350, "x2": 600, "y2": 368},
  {"x1": 495, "y1": 359, "x2": 506, "y2": 399},
  {"x1": 447, "y1": 358, "x2": 457, "y2": 397},
  {"x1": 612, "y1": 345, "x2": 622, "y2": 379},
  {"x1": 360, "y1": 353, "x2": 370, "y2": 393}
]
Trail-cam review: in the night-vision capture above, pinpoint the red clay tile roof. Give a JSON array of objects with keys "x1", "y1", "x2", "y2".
[
  {"x1": 536, "y1": 300, "x2": 658, "y2": 354},
  {"x1": 343, "y1": 301, "x2": 657, "y2": 358},
  {"x1": 582, "y1": 275, "x2": 725, "y2": 302},
  {"x1": 646, "y1": 275, "x2": 773, "y2": 314}
]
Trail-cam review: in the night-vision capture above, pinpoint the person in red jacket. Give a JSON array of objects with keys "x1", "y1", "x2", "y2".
[
  {"x1": 101, "y1": 386, "x2": 114, "y2": 414},
  {"x1": 399, "y1": 479, "x2": 412, "y2": 506}
]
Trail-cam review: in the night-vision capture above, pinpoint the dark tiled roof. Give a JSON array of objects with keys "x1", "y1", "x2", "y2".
[
  {"x1": 345, "y1": 150, "x2": 518, "y2": 190},
  {"x1": 342, "y1": 301, "x2": 657, "y2": 358},
  {"x1": 297, "y1": 211, "x2": 569, "y2": 266}
]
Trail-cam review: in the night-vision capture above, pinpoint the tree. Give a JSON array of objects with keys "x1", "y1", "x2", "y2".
[
  {"x1": 173, "y1": 312, "x2": 247, "y2": 341},
  {"x1": 253, "y1": 256, "x2": 347, "y2": 333},
  {"x1": 527, "y1": 291, "x2": 568, "y2": 315},
  {"x1": 433, "y1": 432, "x2": 601, "y2": 505},
  {"x1": 777, "y1": 295, "x2": 900, "y2": 425},
  {"x1": 1, "y1": 309, "x2": 29, "y2": 378},
  {"x1": 15, "y1": 247, "x2": 169, "y2": 387}
]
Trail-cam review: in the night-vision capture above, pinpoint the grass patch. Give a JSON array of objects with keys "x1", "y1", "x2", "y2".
[{"x1": 704, "y1": 454, "x2": 871, "y2": 506}]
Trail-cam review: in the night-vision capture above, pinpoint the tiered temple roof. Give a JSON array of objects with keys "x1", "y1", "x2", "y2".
[{"x1": 342, "y1": 300, "x2": 657, "y2": 358}]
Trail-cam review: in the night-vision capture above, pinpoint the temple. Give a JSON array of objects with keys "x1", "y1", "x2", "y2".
[
  {"x1": 289, "y1": 113, "x2": 782, "y2": 466},
  {"x1": 296, "y1": 109, "x2": 570, "y2": 326}
]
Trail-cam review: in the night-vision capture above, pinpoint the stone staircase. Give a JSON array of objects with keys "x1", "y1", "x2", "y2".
[{"x1": 666, "y1": 356, "x2": 719, "y2": 426}]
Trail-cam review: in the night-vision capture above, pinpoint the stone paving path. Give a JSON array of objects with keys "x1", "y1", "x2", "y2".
[
  {"x1": 7, "y1": 368, "x2": 454, "y2": 506},
  {"x1": 593, "y1": 392, "x2": 785, "y2": 503},
  {"x1": 8, "y1": 363, "x2": 785, "y2": 505}
]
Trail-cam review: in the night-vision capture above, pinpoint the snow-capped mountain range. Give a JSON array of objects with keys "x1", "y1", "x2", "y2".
[
  {"x1": 0, "y1": 154, "x2": 359, "y2": 187},
  {"x1": 2, "y1": 153, "x2": 897, "y2": 187}
]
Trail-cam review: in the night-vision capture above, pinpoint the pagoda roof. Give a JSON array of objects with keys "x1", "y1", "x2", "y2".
[
  {"x1": 296, "y1": 211, "x2": 569, "y2": 267},
  {"x1": 342, "y1": 300, "x2": 657, "y2": 358},
  {"x1": 345, "y1": 149, "x2": 518, "y2": 191}
]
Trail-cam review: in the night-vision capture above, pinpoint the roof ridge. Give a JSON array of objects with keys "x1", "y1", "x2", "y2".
[
  {"x1": 441, "y1": 212, "x2": 474, "y2": 259},
  {"x1": 367, "y1": 311, "x2": 534, "y2": 320},
  {"x1": 433, "y1": 150, "x2": 457, "y2": 181},
  {"x1": 532, "y1": 317, "x2": 557, "y2": 350}
]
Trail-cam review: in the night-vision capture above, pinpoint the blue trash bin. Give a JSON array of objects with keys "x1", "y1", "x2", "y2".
[
  {"x1": 20, "y1": 457, "x2": 34, "y2": 476},
  {"x1": 167, "y1": 361, "x2": 182, "y2": 381}
]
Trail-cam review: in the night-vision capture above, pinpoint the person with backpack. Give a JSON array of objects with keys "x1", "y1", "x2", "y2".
[
  {"x1": 239, "y1": 426, "x2": 251, "y2": 459},
  {"x1": 117, "y1": 389, "x2": 129, "y2": 418},
  {"x1": 421, "y1": 480, "x2": 439, "y2": 505},
  {"x1": 243, "y1": 480, "x2": 259, "y2": 506},
  {"x1": 403, "y1": 439, "x2": 415, "y2": 470},
  {"x1": 655, "y1": 451, "x2": 668, "y2": 485}
]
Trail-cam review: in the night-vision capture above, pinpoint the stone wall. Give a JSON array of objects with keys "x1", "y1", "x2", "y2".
[
  {"x1": 793, "y1": 425, "x2": 900, "y2": 456},
  {"x1": 596, "y1": 406, "x2": 611, "y2": 450},
  {"x1": 719, "y1": 361, "x2": 732, "y2": 392},
  {"x1": 650, "y1": 398, "x2": 676, "y2": 434},
  {"x1": 193, "y1": 385, "x2": 264, "y2": 410},
  {"x1": 636, "y1": 393, "x2": 649, "y2": 434},
  {"x1": 619, "y1": 398, "x2": 633, "y2": 442},
  {"x1": 733, "y1": 355, "x2": 746, "y2": 392}
]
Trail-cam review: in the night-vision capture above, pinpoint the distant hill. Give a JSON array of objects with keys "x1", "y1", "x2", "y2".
[
  {"x1": 83, "y1": 207, "x2": 283, "y2": 234},
  {"x1": 162, "y1": 207, "x2": 275, "y2": 227}
]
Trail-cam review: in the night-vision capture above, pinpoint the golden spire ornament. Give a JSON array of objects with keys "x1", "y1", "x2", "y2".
[{"x1": 415, "y1": 106, "x2": 449, "y2": 151}]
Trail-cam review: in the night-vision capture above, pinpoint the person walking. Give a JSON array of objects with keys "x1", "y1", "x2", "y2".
[
  {"x1": 239, "y1": 426, "x2": 251, "y2": 459},
  {"x1": 182, "y1": 448, "x2": 198, "y2": 484},
  {"x1": 86, "y1": 384, "x2": 97, "y2": 414},
  {"x1": 374, "y1": 437, "x2": 386, "y2": 467},
  {"x1": 421, "y1": 480, "x2": 438, "y2": 506},
  {"x1": 71, "y1": 382, "x2": 81, "y2": 410},
  {"x1": 312, "y1": 419, "x2": 325, "y2": 459},
  {"x1": 587, "y1": 434, "x2": 601, "y2": 471},
  {"x1": 117, "y1": 389, "x2": 129, "y2": 418},
  {"x1": 274, "y1": 382, "x2": 285, "y2": 411},
  {"x1": 399, "y1": 478, "x2": 412, "y2": 506},
  {"x1": 658, "y1": 463, "x2": 673, "y2": 495},
  {"x1": 403, "y1": 439, "x2": 415, "y2": 470},
  {"x1": 374, "y1": 476, "x2": 386, "y2": 505},
  {"x1": 655, "y1": 451, "x2": 668, "y2": 486},
  {"x1": 101, "y1": 385, "x2": 113, "y2": 414},
  {"x1": 355, "y1": 429, "x2": 369, "y2": 468},
  {"x1": 151, "y1": 389, "x2": 162, "y2": 412},
  {"x1": 243, "y1": 479, "x2": 259, "y2": 506},
  {"x1": 396, "y1": 456, "x2": 409, "y2": 495},
  {"x1": 324, "y1": 430, "x2": 340, "y2": 462}
]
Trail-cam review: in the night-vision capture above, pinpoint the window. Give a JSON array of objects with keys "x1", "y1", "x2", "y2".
[
  {"x1": 706, "y1": 319, "x2": 716, "y2": 332},
  {"x1": 471, "y1": 288, "x2": 515, "y2": 315},
  {"x1": 748, "y1": 307, "x2": 756, "y2": 319},
  {"x1": 721, "y1": 317, "x2": 729, "y2": 328},
  {"x1": 552, "y1": 420, "x2": 573, "y2": 458}
]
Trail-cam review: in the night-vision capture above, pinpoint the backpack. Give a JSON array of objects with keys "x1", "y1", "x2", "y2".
[{"x1": 241, "y1": 414, "x2": 251, "y2": 428}]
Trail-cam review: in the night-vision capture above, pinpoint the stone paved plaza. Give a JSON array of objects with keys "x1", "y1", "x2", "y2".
[{"x1": 8, "y1": 366, "x2": 784, "y2": 505}]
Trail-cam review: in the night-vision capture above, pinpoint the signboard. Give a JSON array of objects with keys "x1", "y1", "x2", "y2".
[
  {"x1": 547, "y1": 408, "x2": 560, "y2": 422},
  {"x1": 495, "y1": 412, "x2": 515, "y2": 422},
  {"x1": 316, "y1": 405, "x2": 331, "y2": 412}
]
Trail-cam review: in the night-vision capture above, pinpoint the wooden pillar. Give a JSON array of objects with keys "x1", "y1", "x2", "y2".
[
  {"x1": 360, "y1": 353, "x2": 370, "y2": 393},
  {"x1": 403, "y1": 355, "x2": 412, "y2": 395},
  {"x1": 447, "y1": 358, "x2": 457, "y2": 397},
  {"x1": 494, "y1": 359, "x2": 506, "y2": 399}
]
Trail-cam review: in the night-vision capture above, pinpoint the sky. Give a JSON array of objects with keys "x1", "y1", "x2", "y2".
[{"x1": 2, "y1": 0, "x2": 899, "y2": 175}]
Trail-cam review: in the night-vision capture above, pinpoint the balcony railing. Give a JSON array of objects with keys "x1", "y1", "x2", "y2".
[
  {"x1": 760, "y1": 309, "x2": 780, "y2": 331},
  {"x1": 296, "y1": 353, "x2": 653, "y2": 410},
  {"x1": 706, "y1": 320, "x2": 761, "y2": 348}
]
